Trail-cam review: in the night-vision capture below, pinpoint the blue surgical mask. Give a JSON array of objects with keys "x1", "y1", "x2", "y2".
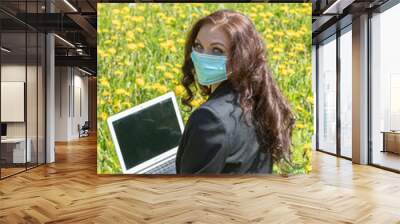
[{"x1": 190, "y1": 50, "x2": 228, "y2": 86}]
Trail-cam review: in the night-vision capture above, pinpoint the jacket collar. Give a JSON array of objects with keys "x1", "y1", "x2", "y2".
[
  {"x1": 208, "y1": 80, "x2": 236, "y2": 102},
  {"x1": 208, "y1": 80, "x2": 235, "y2": 100}
]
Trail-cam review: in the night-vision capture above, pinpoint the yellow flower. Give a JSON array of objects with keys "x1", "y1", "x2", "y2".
[
  {"x1": 174, "y1": 85, "x2": 185, "y2": 97},
  {"x1": 114, "y1": 70, "x2": 124, "y2": 76},
  {"x1": 305, "y1": 146, "x2": 312, "y2": 159},
  {"x1": 102, "y1": 91, "x2": 110, "y2": 97},
  {"x1": 127, "y1": 43, "x2": 137, "y2": 50},
  {"x1": 135, "y1": 78, "x2": 145, "y2": 87},
  {"x1": 135, "y1": 27, "x2": 144, "y2": 33},
  {"x1": 172, "y1": 68, "x2": 180, "y2": 74},
  {"x1": 282, "y1": 5, "x2": 289, "y2": 13},
  {"x1": 153, "y1": 83, "x2": 168, "y2": 93},
  {"x1": 100, "y1": 112, "x2": 107, "y2": 121},
  {"x1": 256, "y1": 5, "x2": 264, "y2": 9},
  {"x1": 177, "y1": 38, "x2": 185, "y2": 45},
  {"x1": 115, "y1": 88, "x2": 129, "y2": 96},
  {"x1": 165, "y1": 17, "x2": 175, "y2": 25},
  {"x1": 282, "y1": 19, "x2": 289, "y2": 25},
  {"x1": 190, "y1": 99, "x2": 203, "y2": 108},
  {"x1": 99, "y1": 78, "x2": 110, "y2": 87},
  {"x1": 112, "y1": 103, "x2": 120, "y2": 112},
  {"x1": 288, "y1": 52, "x2": 296, "y2": 58},
  {"x1": 273, "y1": 46, "x2": 283, "y2": 54},
  {"x1": 307, "y1": 96, "x2": 314, "y2": 104},
  {"x1": 305, "y1": 163, "x2": 312, "y2": 173},
  {"x1": 156, "y1": 65, "x2": 166, "y2": 72},
  {"x1": 296, "y1": 123, "x2": 305, "y2": 129},
  {"x1": 272, "y1": 55, "x2": 280, "y2": 61},
  {"x1": 112, "y1": 9, "x2": 120, "y2": 14},
  {"x1": 98, "y1": 49, "x2": 108, "y2": 58},
  {"x1": 160, "y1": 40, "x2": 174, "y2": 50},
  {"x1": 131, "y1": 16, "x2": 145, "y2": 22},
  {"x1": 275, "y1": 31, "x2": 284, "y2": 37},
  {"x1": 294, "y1": 43, "x2": 305, "y2": 52},
  {"x1": 122, "y1": 102, "x2": 132, "y2": 108},
  {"x1": 108, "y1": 48, "x2": 116, "y2": 54},
  {"x1": 137, "y1": 42, "x2": 145, "y2": 49},
  {"x1": 122, "y1": 6, "x2": 130, "y2": 14},
  {"x1": 112, "y1": 20, "x2": 121, "y2": 26},
  {"x1": 170, "y1": 46, "x2": 177, "y2": 53},
  {"x1": 164, "y1": 72, "x2": 174, "y2": 79},
  {"x1": 126, "y1": 31, "x2": 134, "y2": 39},
  {"x1": 156, "y1": 12, "x2": 166, "y2": 18}
]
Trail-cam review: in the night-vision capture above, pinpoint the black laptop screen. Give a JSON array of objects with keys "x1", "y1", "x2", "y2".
[{"x1": 112, "y1": 98, "x2": 182, "y2": 170}]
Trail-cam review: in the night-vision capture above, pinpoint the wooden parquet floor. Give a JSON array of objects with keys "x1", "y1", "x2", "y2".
[{"x1": 1, "y1": 134, "x2": 400, "y2": 223}]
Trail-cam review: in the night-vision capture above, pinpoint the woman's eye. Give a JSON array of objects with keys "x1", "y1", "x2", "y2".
[
  {"x1": 212, "y1": 48, "x2": 224, "y2": 55},
  {"x1": 194, "y1": 43, "x2": 203, "y2": 51}
]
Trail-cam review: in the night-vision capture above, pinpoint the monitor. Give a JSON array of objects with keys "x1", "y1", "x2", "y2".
[
  {"x1": 1, "y1": 123, "x2": 7, "y2": 137},
  {"x1": 107, "y1": 92, "x2": 184, "y2": 173}
]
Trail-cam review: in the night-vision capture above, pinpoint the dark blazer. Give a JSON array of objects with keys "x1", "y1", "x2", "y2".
[{"x1": 175, "y1": 80, "x2": 273, "y2": 174}]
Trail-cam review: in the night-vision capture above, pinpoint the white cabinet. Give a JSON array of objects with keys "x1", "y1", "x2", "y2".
[{"x1": 1, "y1": 138, "x2": 32, "y2": 163}]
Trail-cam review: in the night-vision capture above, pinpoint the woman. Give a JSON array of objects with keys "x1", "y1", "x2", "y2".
[{"x1": 175, "y1": 10, "x2": 295, "y2": 174}]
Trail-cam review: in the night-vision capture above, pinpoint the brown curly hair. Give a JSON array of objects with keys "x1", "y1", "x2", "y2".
[{"x1": 181, "y1": 9, "x2": 295, "y2": 164}]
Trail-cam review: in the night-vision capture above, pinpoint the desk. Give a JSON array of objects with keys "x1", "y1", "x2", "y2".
[
  {"x1": 381, "y1": 131, "x2": 400, "y2": 154},
  {"x1": 1, "y1": 138, "x2": 31, "y2": 163}
]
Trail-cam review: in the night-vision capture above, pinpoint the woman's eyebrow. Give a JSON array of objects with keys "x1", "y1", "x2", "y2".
[{"x1": 210, "y1": 42, "x2": 226, "y2": 48}]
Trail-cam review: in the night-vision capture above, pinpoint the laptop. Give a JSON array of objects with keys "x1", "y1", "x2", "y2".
[{"x1": 107, "y1": 92, "x2": 184, "y2": 174}]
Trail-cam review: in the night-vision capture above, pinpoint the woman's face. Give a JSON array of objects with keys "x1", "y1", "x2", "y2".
[
  {"x1": 193, "y1": 23, "x2": 231, "y2": 57},
  {"x1": 193, "y1": 23, "x2": 232, "y2": 85}
]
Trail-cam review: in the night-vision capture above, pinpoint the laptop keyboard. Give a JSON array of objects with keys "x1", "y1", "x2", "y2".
[{"x1": 143, "y1": 158, "x2": 176, "y2": 174}]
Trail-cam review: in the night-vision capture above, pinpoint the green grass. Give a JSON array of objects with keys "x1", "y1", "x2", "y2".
[{"x1": 97, "y1": 3, "x2": 313, "y2": 174}]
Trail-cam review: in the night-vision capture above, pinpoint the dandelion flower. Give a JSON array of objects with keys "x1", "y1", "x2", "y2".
[
  {"x1": 164, "y1": 72, "x2": 174, "y2": 79},
  {"x1": 156, "y1": 65, "x2": 166, "y2": 72},
  {"x1": 174, "y1": 85, "x2": 185, "y2": 97},
  {"x1": 135, "y1": 78, "x2": 145, "y2": 87},
  {"x1": 135, "y1": 27, "x2": 144, "y2": 33},
  {"x1": 108, "y1": 48, "x2": 116, "y2": 54},
  {"x1": 128, "y1": 43, "x2": 137, "y2": 50},
  {"x1": 114, "y1": 70, "x2": 124, "y2": 76}
]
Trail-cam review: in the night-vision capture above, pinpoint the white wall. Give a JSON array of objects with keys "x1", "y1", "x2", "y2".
[{"x1": 54, "y1": 67, "x2": 89, "y2": 141}]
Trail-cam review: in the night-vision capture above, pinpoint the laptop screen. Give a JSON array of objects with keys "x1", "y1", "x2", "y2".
[{"x1": 112, "y1": 98, "x2": 182, "y2": 170}]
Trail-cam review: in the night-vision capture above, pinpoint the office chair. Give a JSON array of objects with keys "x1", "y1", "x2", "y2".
[{"x1": 78, "y1": 121, "x2": 90, "y2": 138}]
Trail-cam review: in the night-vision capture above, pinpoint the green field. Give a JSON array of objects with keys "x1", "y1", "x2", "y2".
[{"x1": 97, "y1": 3, "x2": 313, "y2": 174}]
